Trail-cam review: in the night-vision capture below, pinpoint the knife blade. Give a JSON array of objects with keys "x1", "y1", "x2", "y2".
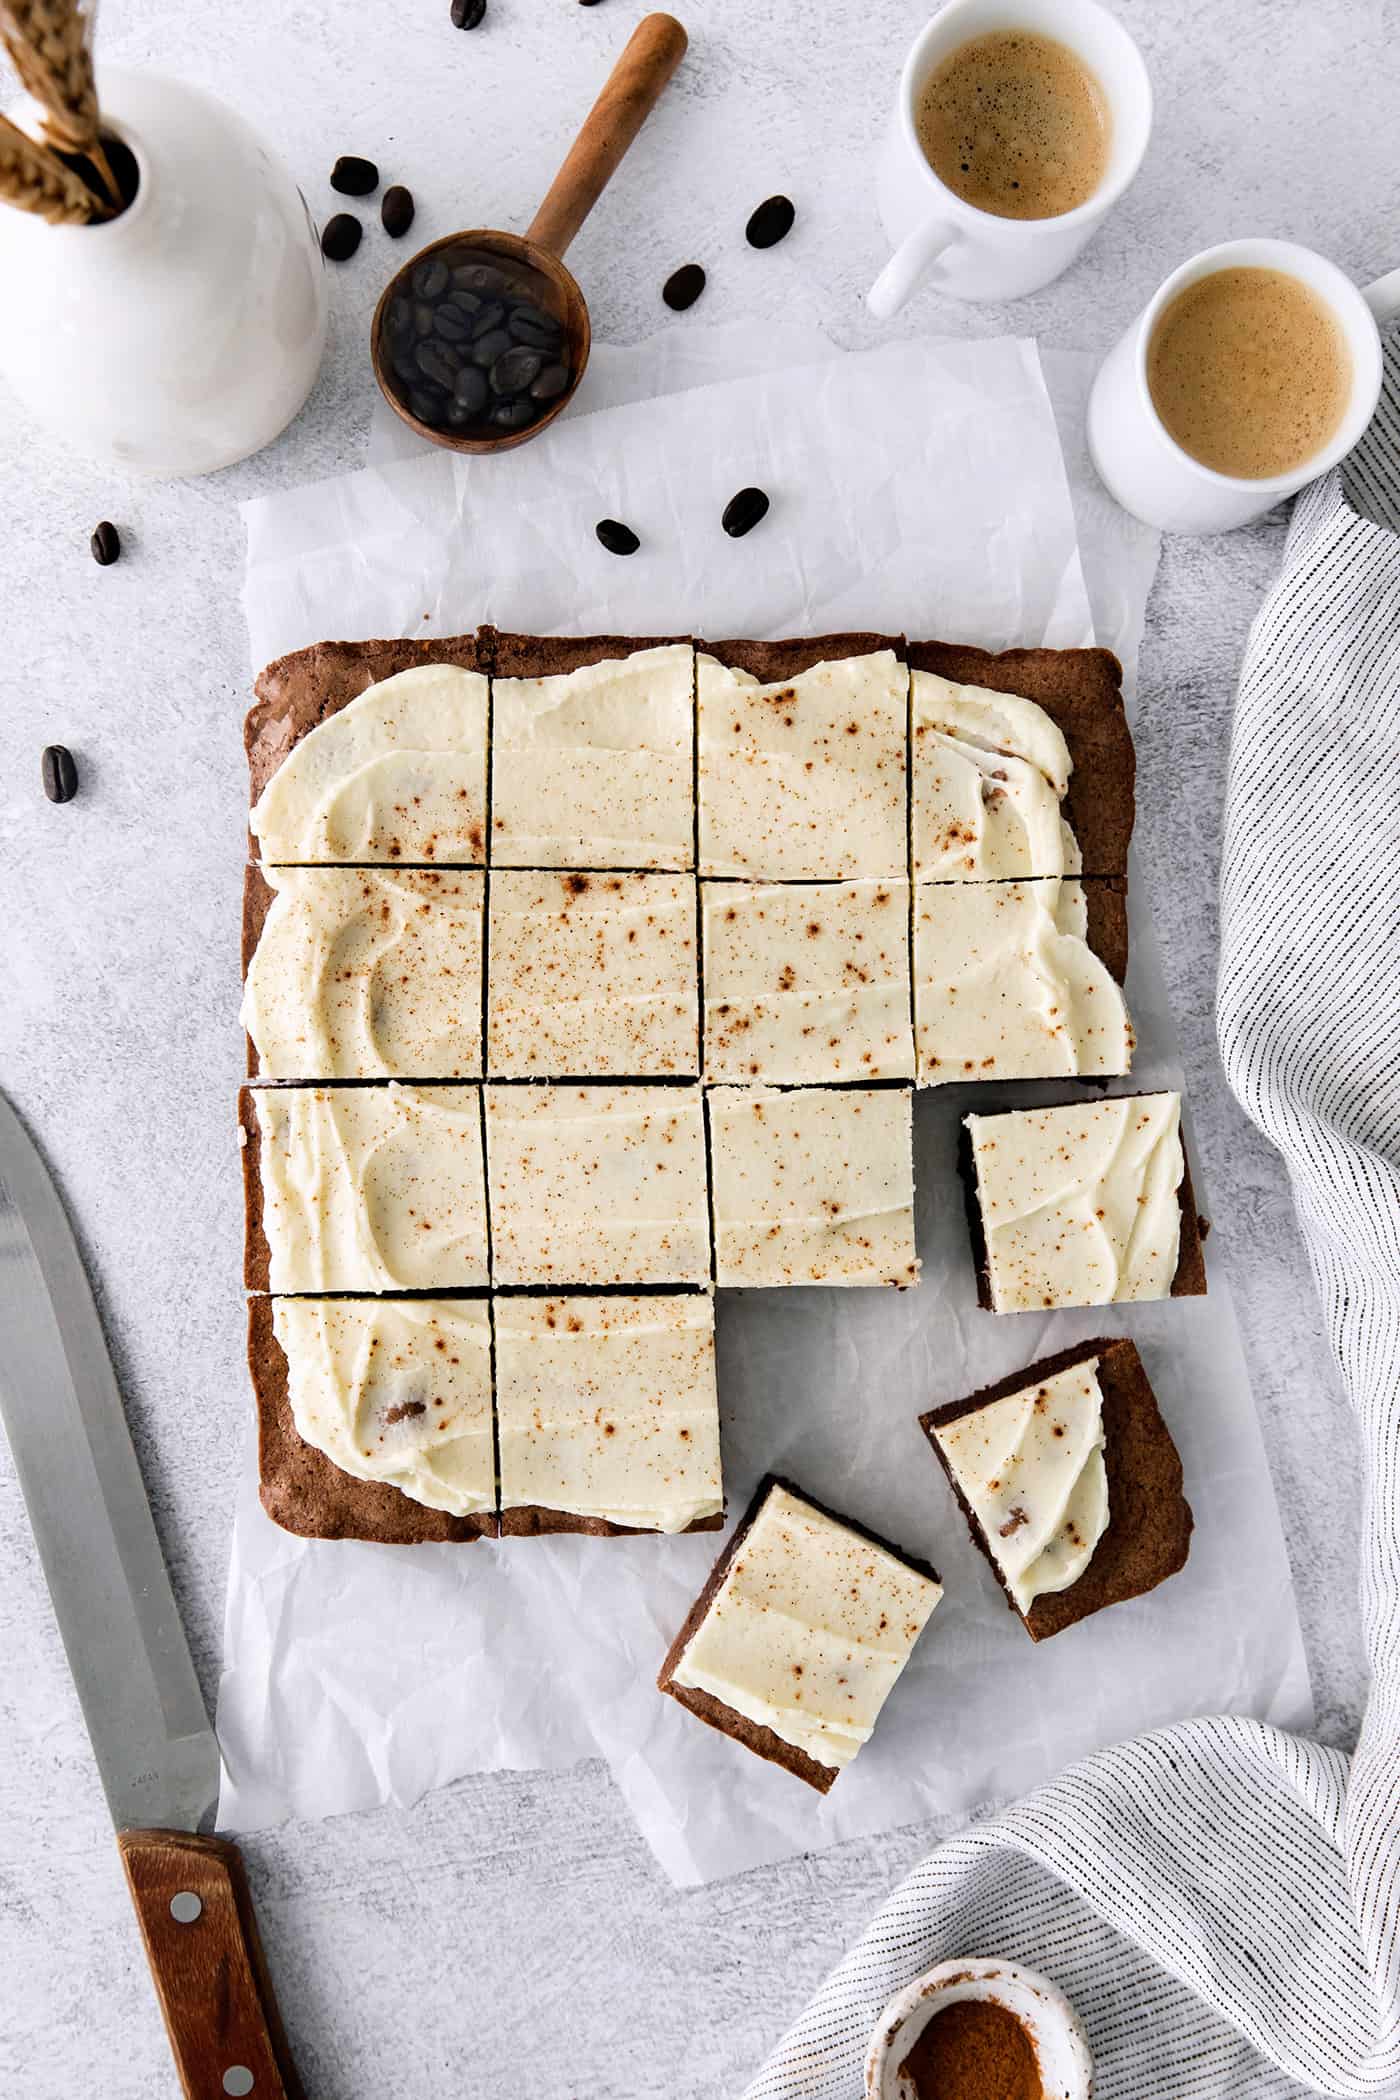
[{"x1": 0, "y1": 1089, "x2": 301, "y2": 2100}]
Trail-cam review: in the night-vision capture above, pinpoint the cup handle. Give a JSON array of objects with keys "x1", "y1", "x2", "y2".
[
  {"x1": 867, "y1": 216, "x2": 957, "y2": 320},
  {"x1": 1361, "y1": 267, "x2": 1400, "y2": 330}
]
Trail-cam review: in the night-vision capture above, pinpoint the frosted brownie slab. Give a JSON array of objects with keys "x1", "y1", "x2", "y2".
[
  {"x1": 657, "y1": 1477, "x2": 942, "y2": 1791},
  {"x1": 707, "y1": 1085, "x2": 919, "y2": 1287},
  {"x1": 914, "y1": 878, "x2": 1131, "y2": 1086},
  {"x1": 495, "y1": 1294, "x2": 722, "y2": 1536},
  {"x1": 702, "y1": 878, "x2": 914, "y2": 1084},
  {"x1": 484, "y1": 1082, "x2": 710, "y2": 1286},
  {"x1": 242, "y1": 865, "x2": 484, "y2": 1080},
  {"x1": 487, "y1": 870, "x2": 698, "y2": 1078},
  {"x1": 241, "y1": 1082, "x2": 488, "y2": 1293}
]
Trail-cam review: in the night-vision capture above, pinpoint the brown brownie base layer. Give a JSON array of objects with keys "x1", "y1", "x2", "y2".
[
  {"x1": 907, "y1": 638, "x2": 1133, "y2": 882},
  {"x1": 656, "y1": 1472, "x2": 939, "y2": 1794},
  {"x1": 699, "y1": 632, "x2": 907, "y2": 681},
  {"x1": 248, "y1": 1295, "x2": 497, "y2": 1544},
  {"x1": 239, "y1": 1087, "x2": 271, "y2": 1294},
  {"x1": 242, "y1": 864, "x2": 276, "y2": 1078},
  {"x1": 499, "y1": 1503, "x2": 724, "y2": 1539},
  {"x1": 959, "y1": 1099, "x2": 1208, "y2": 1313},
  {"x1": 920, "y1": 1335, "x2": 1192, "y2": 1639},
  {"x1": 1080, "y1": 877, "x2": 1128, "y2": 984},
  {"x1": 483, "y1": 628, "x2": 693, "y2": 681}
]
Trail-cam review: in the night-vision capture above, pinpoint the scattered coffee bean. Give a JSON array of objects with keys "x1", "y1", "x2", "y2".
[
  {"x1": 381, "y1": 184, "x2": 415, "y2": 239},
  {"x1": 415, "y1": 342, "x2": 458, "y2": 389},
  {"x1": 492, "y1": 399, "x2": 536, "y2": 430},
  {"x1": 722, "y1": 486, "x2": 770, "y2": 537},
  {"x1": 663, "y1": 262, "x2": 705, "y2": 311},
  {"x1": 596, "y1": 518, "x2": 640, "y2": 556},
  {"x1": 412, "y1": 256, "x2": 450, "y2": 300},
  {"x1": 41, "y1": 745, "x2": 78, "y2": 804},
  {"x1": 451, "y1": 0, "x2": 486, "y2": 25},
  {"x1": 321, "y1": 212, "x2": 362, "y2": 262},
  {"x1": 89, "y1": 520, "x2": 120, "y2": 566},
  {"x1": 331, "y1": 155, "x2": 378, "y2": 196},
  {"x1": 453, "y1": 262, "x2": 505, "y2": 295},
  {"x1": 745, "y1": 194, "x2": 795, "y2": 249},
  {"x1": 469, "y1": 327, "x2": 513, "y2": 367},
  {"x1": 453, "y1": 365, "x2": 490, "y2": 415},
  {"x1": 579, "y1": 1, "x2": 605, "y2": 8},
  {"x1": 490, "y1": 346, "x2": 545, "y2": 396},
  {"x1": 530, "y1": 361, "x2": 570, "y2": 402}
]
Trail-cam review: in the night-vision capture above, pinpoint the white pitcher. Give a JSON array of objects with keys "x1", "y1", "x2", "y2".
[{"x1": 0, "y1": 67, "x2": 327, "y2": 477}]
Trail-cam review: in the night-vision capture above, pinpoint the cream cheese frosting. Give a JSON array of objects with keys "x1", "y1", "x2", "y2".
[
  {"x1": 912, "y1": 669, "x2": 1079, "y2": 880},
  {"x1": 672, "y1": 1484, "x2": 942, "y2": 1772},
  {"x1": 966, "y1": 1093, "x2": 1185, "y2": 1312},
  {"x1": 915, "y1": 878, "x2": 1132, "y2": 1086},
  {"x1": 252, "y1": 1083, "x2": 488, "y2": 1292},
  {"x1": 490, "y1": 644, "x2": 695, "y2": 869},
  {"x1": 250, "y1": 664, "x2": 489, "y2": 864},
  {"x1": 494, "y1": 1294, "x2": 721, "y2": 1532},
  {"x1": 242, "y1": 866, "x2": 484, "y2": 1080},
  {"x1": 703, "y1": 878, "x2": 914, "y2": 1084},
  {"x1": 698, "y1": 650, "x2": 908, "y2": 879},
  {"x1": 932, "y1": 1361, "x2": 1109, "y2": 1612},
  {"x1": 707, "y1": 1085, "x2": 919, "y2": 1287},
  {"x1": 485, "y1": 1083, "x2": 710, "y2": 1286},
  {"x1": 487, "y1": 870, "x2": 699, "y2": 1078},
  {"x1": 274, "y1": 1297, "x2": 494, "y2": 1516}
]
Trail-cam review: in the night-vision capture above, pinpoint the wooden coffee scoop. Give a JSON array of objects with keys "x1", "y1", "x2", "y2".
[{"x1": 372, "y1": 12, "x2": 688, "y2": 453}]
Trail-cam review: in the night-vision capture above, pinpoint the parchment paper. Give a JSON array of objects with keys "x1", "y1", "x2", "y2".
[{"x1": 218, "y1": 331, "x2": 1311, "y2": 1883}]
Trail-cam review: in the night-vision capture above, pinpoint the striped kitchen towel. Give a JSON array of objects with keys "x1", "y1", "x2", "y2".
[{"x1": 745, "y1": 345, "x2": 1400, "y2": 2100}]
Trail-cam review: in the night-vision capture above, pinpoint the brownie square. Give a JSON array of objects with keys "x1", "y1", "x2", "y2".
[
  {"x1": 248, "y1": 1295, "x2": 497, "y2": 1543},
  {"x1": 919, "y1": 1336, "x2": 1192, "y2": 1639},
  {"x1": 657, "y1": 1474, "x2": 942, "y2": 1792}
]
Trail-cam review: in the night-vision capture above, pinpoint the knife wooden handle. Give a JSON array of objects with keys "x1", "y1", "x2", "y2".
[{"x1": 118, "y1": 1829, "x2": 302, "y2": 2100}]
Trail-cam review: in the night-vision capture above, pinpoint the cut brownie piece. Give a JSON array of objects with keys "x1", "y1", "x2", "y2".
[
  {"x1": 657, "y1": 1476, "x2": 942, "y2": 1791},
  {"x1": 919, "y1": 1336, "x2": 1192, "y2": 1639},
  {"x1": 487, "y1": 870, "x2": 698, "y2": 1078},
  {"x1": 242, "y1": 864, "x2": 484, "y2": 1080},
  {"x1": 707, "y1": 1085, "x2": 919, "y2": 1287},
  {"x1": 247, "y1": 636, "x2": 489, "y2": 865},
  {"x1": 907, "y1": 640, "x2": 1132, "y2": 882},
  {"x1": 248, "y1": 1294, "x2": 497, "y2": 1543},
  {"x1": 962, "y1": 1092, "x2": 1207, "y2": 1313},
  {"x1": 702, "y1": 877, "x2": 914, "y2": 1084},
  {"x1": 697, "y1": 635, "x2": 909, "y2": 880},
  {"x1": 241, "y1": 1082, "x2": 488, "y2": 1293},
  {"x1": 914, "y1": 877, "x2": 1132, "y2": 1086},
  {"x1": 487, "y1": 633, "x2": 694, "y2": 870},
  {"x1": 494, "y1": 1294, "x2": 723, "y2": 1537},
  {"x1": 484, "y1": 1082, "x2": 710, "y2": 1287}
]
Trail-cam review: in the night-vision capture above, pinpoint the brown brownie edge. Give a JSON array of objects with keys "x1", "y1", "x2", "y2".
[
  {"x1": 241, "y1": 865, "x2": 276, "y2": 1078},
  {"x1": 919, "y1": 1336, "x2": 1192, "y2": 1640},
  {"x1": 239, "y1": 1087, "x2": 270, "y2": 1294},
  {"x1": 500, "y1": 1504, "x2": 724, "y2": 1539},
  {"x1": 656, "y1": 1473, "x2": 939, "y2": 1794},
  {"x1": 484, "y1": 629, "x2": 693, "y2": 680},
  {"x1": 248, "y1": 1297, "x2": 496, "y2": 1544},
  {"x1": 700, "y1": 633, "x2": 906, "y2": 681},
  {"x1": 1082, "y1": 877, "x2": 1129, "y2": 986}
]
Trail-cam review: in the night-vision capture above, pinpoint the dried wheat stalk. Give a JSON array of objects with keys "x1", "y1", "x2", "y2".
[
  {"x1": 0, "y1": 106, "x2": 106, "y2": 221},
  {"x1": 0, "y1": 0, "x2": 119, "y2": 205}
]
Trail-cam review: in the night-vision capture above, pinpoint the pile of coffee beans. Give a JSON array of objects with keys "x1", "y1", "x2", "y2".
[{"x1": 382, "y1": 249, "x2": 573, "y2": 437}]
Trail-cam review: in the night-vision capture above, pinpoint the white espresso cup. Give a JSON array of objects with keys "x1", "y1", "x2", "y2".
[
  {"x1": 1088, "y1": 240, "x2": 1400, "y2": 533},
  {"x1": 868, "y1": 0, "x2": 1151, "y2": 316}
]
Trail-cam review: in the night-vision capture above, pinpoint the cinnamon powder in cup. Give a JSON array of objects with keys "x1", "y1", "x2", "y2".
[{"x1": 897, "y1": 1998, "x2": 1044, "y2": 2100}]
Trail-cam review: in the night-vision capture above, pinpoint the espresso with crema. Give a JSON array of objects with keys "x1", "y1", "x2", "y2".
[
  {"x1": 1146, "y1": 266, "x2": 1352, "y2": 480},
  {"x1": 915, "y1": 29, "x2": 1110, "y2": 220}
]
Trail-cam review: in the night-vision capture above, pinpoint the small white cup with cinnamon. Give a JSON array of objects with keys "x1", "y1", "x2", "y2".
[{"x1": 865, "y1": 1957, "x2": 1093, "y2": 2100}]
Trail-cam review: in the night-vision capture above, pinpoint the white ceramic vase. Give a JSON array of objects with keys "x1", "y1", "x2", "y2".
[{"x1": 0, "y1": 68, "x2": 328, "y2": 477}]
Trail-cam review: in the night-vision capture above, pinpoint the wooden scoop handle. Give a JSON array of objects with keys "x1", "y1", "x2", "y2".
[{"x1": 527, "y1": 12, "x2": 687, "y2": 260}]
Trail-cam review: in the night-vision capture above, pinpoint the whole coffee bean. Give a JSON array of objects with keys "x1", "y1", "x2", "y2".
[
  {"x1": 596, "y1": 518, "x2": 640, "y2": 556},
  {"x1": 509, "y1": 301, "x2": 561, "y2": 338},
  {"x1": 391, "y1": 343, "x2": 420, "y2": 386},
  {"x1": 331, "y1": 155, "x2": 378, "y2": 196},
  {"x1": 415, "y1": 343, "x2": 458, "y2": 389},
  {"x1": 320, "y1": 213, "x2": 362, "y2": 262},
  {"x1": 89, "y1": 520, "x2": 120, "y2": 566},
  {"x1": 722, "y1": 486, "x2": 770, "y2": 537},
  {"x1": 491, "y1": 399, "x2": 536, "y2": 430},
  {"x1": 407, "y1": 386, "x2": 447, "y2": 425},
  {"x1": 412, "y1": 256, "x2": 450, "y2": 300},
  {"x1": 663, "y1": 263, "x2": 706, "y2": 311},
  {"x1": 41, "y1": 745, "x2": 78, "y2": 803},
  {"x1": 453, "y1": 365, "x2": 490, "y2": 415},
  {"x1": 469, "y1": 327, "x2": 513, "y2": 367},
  {"x1": 385, "y1": 296, "x2": 413, "y2": 341},
  {"x1": 412, "y1": 301, "x2": 437, "y2": 337},
  {"x1": 469, "y1": 299, "x2": 506, "y2": 339},
  {"x1": 452, "y1": 262, "x2": 505, "y2": 295},
  {"x1": 530, "y1": 361, "x2": 571, "y2": 402},
  {"x1": 381, "y1": 185, "x2": 415, "y2": 239},
  {"x1": 490, "y1": 346, "x2": 544, "y2": 396},
  {"x1": 745, "y1": 194, "x2": 795, "y2": 249},
  {"x1": 451, "y1": 0, "x2": 487, "y2": 26},
  {"x1": 434, "y1": 304, "x2": 473, "y2": 342},
  {"x1": 579, "y1": 1, "x2": 604, "y2": 8}
]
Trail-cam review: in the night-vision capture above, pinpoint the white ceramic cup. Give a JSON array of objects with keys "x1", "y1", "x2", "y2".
[
  {"x1": 868, "y1": 0, "x2": 1151, "y2": 316},
  {"x1": 864, "y1": 1957, "x2": 1093, "y2": 2100},
  {"x1": 1087, "y1": 240, "x2": 1400, "y2": 532}
]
